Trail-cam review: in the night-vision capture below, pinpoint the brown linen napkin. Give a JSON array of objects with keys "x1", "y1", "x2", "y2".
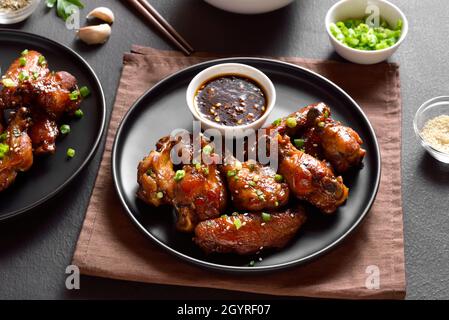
[{"x1": 72, "y1": 46, "x2": 405, "y2": 299}]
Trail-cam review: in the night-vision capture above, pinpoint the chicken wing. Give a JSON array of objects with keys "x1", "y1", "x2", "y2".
[
  {"x1": 137, "y1": 136, "x2": 176, "y2": 207},
  {"x1": 222, "y1": 158, "x2": 289, "y2": 211},
  {"x1": 0, "y1": 108, "x2": 33, "y2": 192},
  {"x1": 0, "y1": 51, "x2": 82, "y2": 118},
  {"x1": 278, "y1": 135, "x2": 348, "y2": 214},
  {"x1": 303, "y1": 105, "x2": 366, "y2": 173},
  {"x1": 194, "y1": 205, "x2": 307, "y2": 255},
  {"x1": 269, "y1": 103, "x2": 366, "y2": 173},
  {"x1": 0, "y1": 50, "x2": 49, "y2": 109},
  {"x1": 33, "y1": 71, "x2": 81, "y2": 118},
  {"x1": 137, "y1": 135, "x2": 228, "y2": 232}
]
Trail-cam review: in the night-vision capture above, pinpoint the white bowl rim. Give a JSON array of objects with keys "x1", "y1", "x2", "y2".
[
  {"x1": 413, "y1": 95, "x2": 449, "y2": 157},
  {"x1": 186, "y1": 63, "x2": 276, "y2": 131},
  {"x1": 325, "y1": 0, "x2": 409, "y2": 55}
]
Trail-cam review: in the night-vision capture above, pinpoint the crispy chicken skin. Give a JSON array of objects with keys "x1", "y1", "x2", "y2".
[
  {"x1": 194, "y1": 205, "x2": 307, "y2": 255},
  {"x1": 222, "y1": 159, "x2": 289, "y2": 211},
  {"x1": 137, "y1": 135, "x2": 227, "y2": 232},
  {"x1": 269, "y1": 103, "x2": 366, "y2": 173},
  {"x1": 278, "y1": 135, "x2": 348, "y2": 214},
  {"x1": 0, "y1": 108, "x2": 33, "y2": 192}
]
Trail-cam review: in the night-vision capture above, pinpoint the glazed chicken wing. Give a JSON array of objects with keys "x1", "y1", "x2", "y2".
[
  {"x1": 222, "y1": 158, "x2": 289, "y2": 211},
  {"x1": 137, "y1": 136, "x2": 176, "y2": 207},
  {"x1": 0, "y1": 108, "x2": 33, "y2": 192},
  {"x1": 33, "y1": 71, "x2": 81, "y2": 119},
  {"x1": 278, "y1": 135, "x2": 348, "y2": 214},
  {"x1": 0, "y1": 50, "x2": 49, "y2": 109},
  {"x1": 269, "y1": 103, "x2": 366, "y2": 173},
  {"x1": 194, "y1": 205, "x2": 307, "y2": 255},
  {"x1": 0, "y1": 51, "x2": 82, "y2": 118},
  {"x1": 137, "y1": 135, "x2": 227, "y2": 232},
  {"x1": 302, "y1": 104, "x2": 366, "y2": 173}
]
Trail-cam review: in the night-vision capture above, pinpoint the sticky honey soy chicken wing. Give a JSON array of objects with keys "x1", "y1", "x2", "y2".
[
  {"x1": 278, "y1": 135, "x2": 348, "y2": 214},
  {"x1": 194, "y1": 205, "x2": 307, "y2": 255},
  {"x1": 269, "y1": 103, "x2": 366, "y2": 173},
  {"x1": 222, "y1": 159, "x2": 289, "y2": 211},
  {"x1": 0, "y1": 50, "x2": 49, "y2": 109},
  {"x1": 137, "y1": 135, "x2": 228, "y2": 232},
  {"x1": 0, "y1": 108, "x2": 33, "y2": 192},
  {"x1": 303, "y1": 104, "x2": 366, "y2": 173}
]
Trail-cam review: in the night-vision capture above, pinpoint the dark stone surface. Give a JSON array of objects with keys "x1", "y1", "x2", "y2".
[{"x1": 0, "y1": 0, "x2": 447, "y2": 299}]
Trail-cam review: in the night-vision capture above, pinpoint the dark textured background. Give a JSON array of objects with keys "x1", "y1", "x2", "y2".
[{"x1": 0, "y1": 0, "x2": 447, "y2": 300}]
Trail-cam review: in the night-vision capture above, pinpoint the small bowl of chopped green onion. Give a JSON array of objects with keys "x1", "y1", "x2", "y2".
[{"x1": 325, "y1": 0, "x2": 408, "y2": 64}]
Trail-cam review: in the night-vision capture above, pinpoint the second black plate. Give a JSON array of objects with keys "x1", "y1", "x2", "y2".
[
  {"x1": 112, "y1": 58, "x2": 381, "y2": 272},
  {"x1": 0, "y1": 30, "x2": 106, "y2": 220}
]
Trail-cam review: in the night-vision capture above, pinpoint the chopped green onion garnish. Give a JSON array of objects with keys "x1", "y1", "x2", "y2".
[
  {"x1": 74, "y1": 109, "x2": 84, "y2": 118},
  {"x1": 146, "y1": 168, "x2": 154, "y2": 177},
  {"x1": 19, "y1": 57, "x2": 26, "y2": 67},
  {"x1": 329, "y1": 18, "x2": 403, "y2": 51},
  {"x1": 274, "y1": 174, "x2": 283, "y2": 183},
  {"x1": 227, "y1": 170, "x2": 237, "y2": 177},
  {"x1": 69, "y1": 90, "x2": 80, "y2": 101},
  {"x1": 317, "y1": 121, "x2": 325, "y2": 128},
  {"x1": 248, "y1": 163, "x2": 255, "y2": 171},
  {"x1": 60, "y1": 124, "x2": 70, "y2": 135},
  {"x1": 195, "y1": 162, "x2": 201, "y2": 171},
  {"x1": 248, "y1": 181, "x2": 257, "y2": 187},
  {"x1": 203, "y1": 167, "x2": 209, "y2": 175},
  {"x1": 66, "y1": 148, "x2": 75, "y2": 158},
  {"x1": 286, "y1": 117, "x2": 297, "y2": 128},
  {"x1": 261, "y1": 212, "x2": 271, "y2": 222},
  {"x1": 293, "y1": 138, "x2": 305, "y2": 149},
  {"x1": 38, "y1": 55, "x2": 47, "y2": 66},
  {"x1": 0, "y1": 132, "x2": 7, "y2": 142},
  {"x1": 33, "y1": 72, "x2": 39, "y2": 80},
  {"x1": 21, "y1": 49, "x2": 29, "y2": 56},
  {"x1": 274, "y1": 201, "x2": 279, "y2": 207},
  {"x1": 174, "y1": 170, "x2": 185, "y2": 182},
  {"x1": 323, "y1": 110, "x2": 330, "y2": 118},
  {"x1": 233, "y1": 218, "x2": 242, "y2": 230},
  {"x1": 248, "y1": 260, "x2": 255, "y2": 267},
  {"x1": 202, "y1": 145, "x2": 213, "y2": 155},
  {"x1": 18, "y1": 71, "x2": 29, "y2": 81},
  {"x1": 156, "y1": 192, "x2": 164, "y2": 199},
  {"x1": 272, "y1": 118, "x2": 282, "y2": 126},
  {"x1": 79, "y1": 86, "x2": 90, "y2": 98},
  {"x1": 0, "y1": 143, "x2": 9, "y2": 159},
  {"x1": 1, "y1": 78, "x2": 15, "y2": 87}
]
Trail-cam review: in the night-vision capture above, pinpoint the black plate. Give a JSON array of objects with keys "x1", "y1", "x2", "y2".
[
  {"x1": 0, "y1": 29, "x2": 106, "y2": 220},
  {"x1": 112, "y1": 58, "x2": 381, "y2": 272}
]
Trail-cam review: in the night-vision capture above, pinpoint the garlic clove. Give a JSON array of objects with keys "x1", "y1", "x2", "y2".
[
  {"x1": 77, "y1": 24, "x2": 112, "y2": 45},
  {"x1": 87, "y1": 7, "x2": 115, "y2": 24}
]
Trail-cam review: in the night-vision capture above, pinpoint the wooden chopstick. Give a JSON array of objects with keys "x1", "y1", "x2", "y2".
[
  {"x1": 137, "y1": 0, "x2": 194, "y2": 53},
  {"x1": 125, "y1": 0, "x2": 194, "y2": 56}
]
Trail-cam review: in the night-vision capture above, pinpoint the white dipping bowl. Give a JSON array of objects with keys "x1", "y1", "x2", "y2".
[
  {"x1": 204, "y1": 0, "x2": 295, "y2": 14},
  {"x1": 186, "y1": 63, "x2": 276, "y2": 137},
  {"x1": 325, "y1": 0, "x2": 408, "y2": 65}
]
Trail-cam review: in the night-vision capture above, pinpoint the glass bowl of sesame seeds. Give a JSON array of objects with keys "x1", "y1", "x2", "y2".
[
  {"x1": 0, "y1": 0, "x2": 40, "y2": 25},
  {"x1": 414, "y1": 96, "x2": 449, "y2": 163}
]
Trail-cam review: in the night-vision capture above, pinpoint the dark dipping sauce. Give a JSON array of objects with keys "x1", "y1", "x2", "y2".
[{"x1": 195, "y1": 75, "x2": 267, "y2": 127}]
